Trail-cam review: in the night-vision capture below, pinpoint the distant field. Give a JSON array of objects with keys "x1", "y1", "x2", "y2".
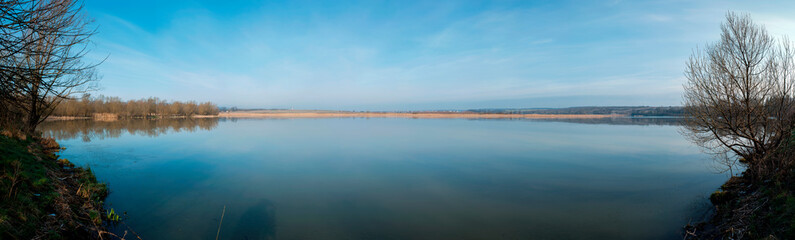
[{"x1": 218, "y1": 110, "x2": 621, "y2": 119}]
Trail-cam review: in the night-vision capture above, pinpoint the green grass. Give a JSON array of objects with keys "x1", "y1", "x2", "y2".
[
  {"x1": 0, "y1": 134, "x2": 110, "y2": 239},
  {"x1": 0, "y1": 135, "x2": 58, "y2": 237}
]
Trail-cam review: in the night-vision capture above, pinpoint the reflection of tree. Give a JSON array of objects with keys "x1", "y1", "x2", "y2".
[
  {"x1": 39, "y1": 118, "x2": 220, "y2": 141},
  {"x1": 39, "y1": 117, "x2": 682, "y2": 142}
]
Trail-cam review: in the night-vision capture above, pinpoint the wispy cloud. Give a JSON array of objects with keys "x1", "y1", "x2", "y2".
[{"x1": 83, "y1": 0, "x2": 795, "y2": 109}]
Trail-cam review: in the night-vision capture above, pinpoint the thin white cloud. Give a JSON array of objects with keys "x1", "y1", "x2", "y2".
[{"x1": 85, "y1": 0, "x2": 795, "y2": 109}]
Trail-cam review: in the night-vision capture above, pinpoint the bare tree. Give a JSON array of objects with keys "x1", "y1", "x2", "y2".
[
  {"x1": 0, "y1": 0, "x2": 35, "y2": 129},
  {"x1": 0, "y1": 0, "x2": 98, "y2": 134},
  {"x1": 683, "y1": 12, "x2": 795, "y2": 179}
]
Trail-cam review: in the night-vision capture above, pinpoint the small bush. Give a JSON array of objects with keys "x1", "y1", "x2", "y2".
[{"x1": 710, "y1": 190, "x2": 733, "y2": 205}]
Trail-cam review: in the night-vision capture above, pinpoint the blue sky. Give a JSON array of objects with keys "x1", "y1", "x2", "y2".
[{"x1": 82, "y1": 0, "x2": 795, "y2": 110}]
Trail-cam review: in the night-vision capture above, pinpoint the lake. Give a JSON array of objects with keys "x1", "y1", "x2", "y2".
[{"x1": 40, "y1": 117, "x2": 725, "y2": 240}]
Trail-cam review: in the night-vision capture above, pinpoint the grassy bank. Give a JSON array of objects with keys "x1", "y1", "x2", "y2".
[
  {"x1": 686, "y1": 134, "x2": 795, "y2": 239},
  {"x1": 0, "y1": 133, "x2": 118, "y2": 239},
  {"x1": 694, "y1": 175, "x2": 795, "y2": 239},
  {"x1": 685, "y1": 175, "x2": 795, "y2": 239}
]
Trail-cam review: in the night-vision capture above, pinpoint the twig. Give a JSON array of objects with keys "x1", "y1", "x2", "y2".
[
  {"x1": 215, "y1": 205, "x2": 226, "y2": 240},
  {"x1": 7, "y1": 160, "x2": 21, "y2": 198},
  {"x1": 120, "y1": 220, "x2": 143, "y2": 240}
]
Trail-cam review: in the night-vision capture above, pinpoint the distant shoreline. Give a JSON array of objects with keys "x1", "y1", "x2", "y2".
[
  {"x1": 43, "y1": 106, "x2": 686, "y2": 121},
  {"x1": 216, "y1": 110, "x2": 623, "y2": 119},
  {"x1": 44, "y1": 110, "x2": 629, "y2": 120}
]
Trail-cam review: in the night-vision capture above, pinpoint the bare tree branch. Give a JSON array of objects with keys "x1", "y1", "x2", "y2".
[
  {"x1": 683, "y1": 12, "x2": 795, "y2": 179},
  {"x1": 0, "y1": 0, "x2": 99, "y2": 133}
]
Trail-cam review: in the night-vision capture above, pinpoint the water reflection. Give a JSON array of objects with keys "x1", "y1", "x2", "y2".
[
  {"x1": 39, "y1": 118, "x2": 220, "y2": 141},
  {"x1": 39, "y1": 117, "x2": 680, "y2": 142},
  {"x1": 50, "y1": 118, "x2": 722, "y2": 240},
  {"x1": 527, "y1": 117, "x2": 684, "y2": 126},
  {"x1": 232, "y1": 199, "x2": 277, "y2": 240}
]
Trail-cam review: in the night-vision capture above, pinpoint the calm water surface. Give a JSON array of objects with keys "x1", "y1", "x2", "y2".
[{"x1": 41, "y1": 118, "x2": 724, "y2": 240}]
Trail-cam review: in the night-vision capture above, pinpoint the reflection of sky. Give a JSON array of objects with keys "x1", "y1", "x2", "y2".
[
  {"x1": 83, "y1": 1, "x2": 795, "y2": 110},
  {"x1": 57, "y1": 118, "x2": 724, "y2": 239}
]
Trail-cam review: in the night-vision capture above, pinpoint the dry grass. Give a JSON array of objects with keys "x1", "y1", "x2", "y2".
[
  {"x1": 45, "y1": 116, "x2": 92, "y2": 121},
  {"x1": 92, "y1": 113, "x2": 118, "y2": 121}
]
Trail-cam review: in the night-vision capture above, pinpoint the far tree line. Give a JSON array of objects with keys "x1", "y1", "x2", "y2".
[{"x1": 51, "y1": 95, "x2": 220, "y2": 118}]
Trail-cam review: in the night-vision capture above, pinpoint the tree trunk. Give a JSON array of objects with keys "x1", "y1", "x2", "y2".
[{"x1": 25, "y1": 82, "x2": 39, "y2": 135}]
